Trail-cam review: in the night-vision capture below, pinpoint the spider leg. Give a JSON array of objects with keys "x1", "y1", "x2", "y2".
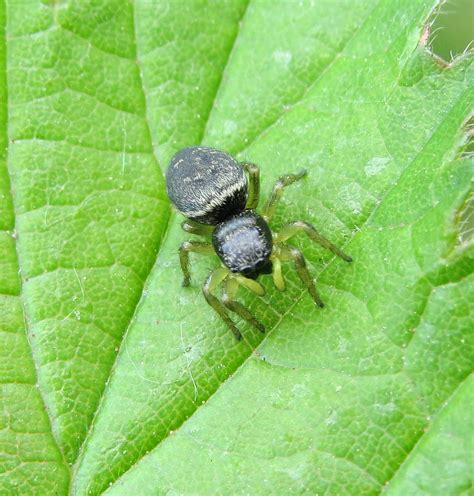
[
  {"x1": 276, "y1": 220, "x2": 352, "y2": 262},
  {"x1": 241, "y1": 162, "x2": 260, "y2": 210},
  {"x1": 280, "y1": 245, "x2": 324, "y2": 308},
  {"x1": 179, "y1": 240, "x2": 214, "y2": 287},
  {"x1": 262, "y1": 170, "x2": 307, "y2": 222},
  {"x1": 202, "y1": 267, "x2": 242, "y2": 340},
  {"x1": 222, "y1": 277, "x2": 265, "y2": 333},
  {"x1": 270, "y1": 253, "x2": 285, "y2": 291},
  {"x1": 234, "y1": 274, "x2": 265, "y2": 296},
  {"x1": 181, "y1": 220, "x2": 214, "y2": 236}
]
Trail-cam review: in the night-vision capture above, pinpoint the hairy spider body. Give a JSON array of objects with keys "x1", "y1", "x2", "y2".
[
  {"x1": 212, "y1": 210, "x2": 273, "y2": 280},
  {"x1": 166, "y1": 146, "x2": 352, "y2": 340},
  {"x1": 167, "y1": 147, "x2": 247, "y2": 225}
]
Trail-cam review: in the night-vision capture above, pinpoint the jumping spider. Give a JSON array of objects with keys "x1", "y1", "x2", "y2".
[{"x1": 166, "y1": 146, "x2": 352, "y2": 340}]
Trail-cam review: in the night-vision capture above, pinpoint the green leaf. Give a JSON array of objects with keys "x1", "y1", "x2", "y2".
[
  {"x1": 385, "y1": 376, "x2": 473, "y2": 495},
  {"x1": 0, "y1": 0, "x2": 472, "y2": 495}
]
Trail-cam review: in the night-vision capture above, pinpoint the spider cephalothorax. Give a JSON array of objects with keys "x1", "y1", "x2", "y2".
[
  {"x1": 166, "y1": 146, "x2": 352, "y2": 340},
  {"x1": 212, "y1": 210, "x2": 273, "y2": 279}
]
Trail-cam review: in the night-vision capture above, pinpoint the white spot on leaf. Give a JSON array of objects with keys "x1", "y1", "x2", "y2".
[
  {"x1": 272, "y1": 50, "x2": 292, "y2": 67},
  {"x1": 337, "y1": 182, "x2": 363, "y2": 214},
  {"x1": 325, "y1": 409, "x2": 338, "y2": 425},
  {"x1": 364, "y1": 157, "x2": 391, "y2": 176},
  {"x1": 223, "y1": 120, "x2": 237, "y2": 135}
]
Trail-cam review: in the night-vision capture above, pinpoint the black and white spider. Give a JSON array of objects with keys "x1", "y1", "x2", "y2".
[{"x1": 166, "y1": 146, "x2": 352, "y2": 340}]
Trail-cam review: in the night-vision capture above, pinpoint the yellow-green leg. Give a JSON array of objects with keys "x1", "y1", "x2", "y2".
[
  {"x1": 222, "y1": 278, "x2": 265, "y2": 333},
  {"x1": 276, "y1": 220, "x2": 352, "y2": 262},
  {"x1": 262, "y1": 170, "x2": 307, "y2": 221},
  {"x1": 279, "y1": 245, "x2": 324, "y2": 308},
  {"x1": 270, "y1": 253, "x2": 285, "y2": 291},
  {"x1": 233, "y1": 274, "x2": 265, "y2": 296},
  {"x1": 179, "y1": 240, "x2": 214, "y2": 287},
  {"x1": 241, "y1": 162, "x2": 260, "y2": 210},
  {"x1": 181, "y1": 220, "x2": 214, "y2": 236},
  {"x1": 202, "y1": 268, "x2": 242, "y2": 340}
]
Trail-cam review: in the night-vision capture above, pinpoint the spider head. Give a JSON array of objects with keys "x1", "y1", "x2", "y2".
[
  {"x1": 212, "y1": 210, "x2": 273, "y2": 279},
  {"x1": 239, "y1": 258, "x2": 273, "y2": 280}
]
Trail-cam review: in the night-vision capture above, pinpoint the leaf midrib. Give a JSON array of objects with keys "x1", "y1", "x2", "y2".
[{"x1": 70, "y1": 0, "x2": 252, "y2": 489}]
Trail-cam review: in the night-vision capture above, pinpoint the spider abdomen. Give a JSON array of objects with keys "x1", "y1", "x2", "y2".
[{"x1": 166, "y1": 146, "x2": 247, "y2": 225}]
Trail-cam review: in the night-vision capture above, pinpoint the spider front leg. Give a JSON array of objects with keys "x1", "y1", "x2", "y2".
[
  {"x1": 241, "y1": 162, "x2": 260, "y2": 209},
  {"x1": 263, "y1": 170, "x2": 307, "y2": 222},
  {"x1": 222, "y1": 277, "x2": 265, "y2": 333},
  {"x1": 270, "y1": 254, "x2": 285, "y2": 291},
  {"x1": 179, "y1": 240, "x2": 214, "y2": 287},
  {"x1": 278, "y1": 245, "x2": 325, "y2": 308},
  {"x1": 275, "y1": 220, "x2": 352, "y2": 262},
  {"x1": 202, "y1": 268, "x2": 242, "y2": 340},
  {"x1": 203, "y1": 269, "x2": 266, "y2": 340}
]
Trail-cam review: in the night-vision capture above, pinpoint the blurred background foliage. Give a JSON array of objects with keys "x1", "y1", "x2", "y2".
[
  {"x1": 431, "y1": 0, "x2": 473, "y2": 242},
  {"x1": 430, "y1": 0, "x2": 473, "y2": 61}
]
